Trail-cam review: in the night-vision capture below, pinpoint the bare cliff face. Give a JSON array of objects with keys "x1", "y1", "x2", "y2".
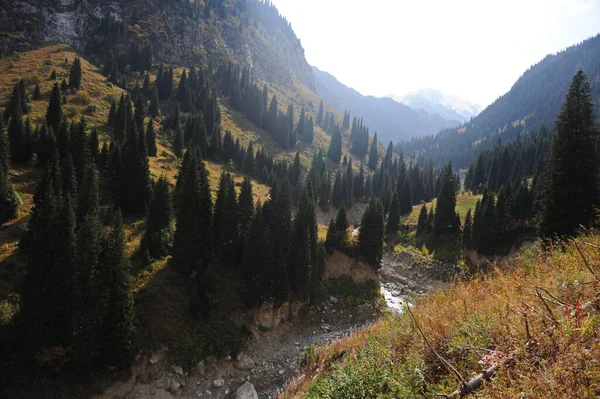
[{"x1": 0, "y1": 0, "x2": 314, "y2": 90}]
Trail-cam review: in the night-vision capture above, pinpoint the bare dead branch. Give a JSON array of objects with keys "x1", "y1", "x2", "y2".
[
  {"x1": 447, "y1": 356, "x2": 515, "y2": 398},
  {"x1": 583, "y1": 241, "x2": 600, "y2": 250},
  {"x1": 521, "y1": 301, "x2": 555, "y2": 323},
  {"x1": 573, "y1": 240, "x2": 600, "y2": 283},
  {"x1": 406, "y1": 305, "x2": 466, "y2": 386},
  {"x1": 534, "y1": 288, "x2": 558, "y2": 325}
]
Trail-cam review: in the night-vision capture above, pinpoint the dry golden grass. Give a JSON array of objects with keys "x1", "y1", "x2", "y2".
[
  {"x1": 0, "y1": 43, "x2": 124, "y2": 130},
  {"x1": 405, "y1": 191, "x2": 482, "y2": 227},
  {"x1": 282, "y1": 233, "x2": 600, "y2": 399}
]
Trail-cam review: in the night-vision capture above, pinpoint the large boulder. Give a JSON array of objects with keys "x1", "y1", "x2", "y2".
[{"x1": 235, "y1": 382, "x2": 258, "y2": 399}]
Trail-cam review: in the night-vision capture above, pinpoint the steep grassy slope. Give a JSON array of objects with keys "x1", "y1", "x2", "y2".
[{"x1": 282, "y1": 233, "x2": 600, "y2": 398}]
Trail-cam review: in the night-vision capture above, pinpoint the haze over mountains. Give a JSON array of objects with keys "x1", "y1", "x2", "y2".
[
  {"x1": 312, "y1": 66, "x2": 462, "y2": 144},
  {"x1": 390, "y1": 88, "x2": 482, "y2": 123}
]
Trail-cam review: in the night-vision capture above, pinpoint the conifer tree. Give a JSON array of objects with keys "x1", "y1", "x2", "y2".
[
  {"x1": 540, "y1": 70, "x2": 600, "y2": 237},
  {"x1": 335, "y1": 205, "x2": 349, "y2": 249},
  {"x1": 325, "y1": 217, "x2": 337, "y2": 253},
  {"x1": 146, "y1": 119, "x2": 157, "y2": 157},
  {"x1": 416, "y1": 204, "x2": 428, "y2": 236},
  {"x1": 386, "y1": 192, "x2": 401, "y2": 235},
  {"x1": 32, "y1": 84, "x2": 41, "y2": 101},
  {"x1": 142, "y1": 176, "x2": 174, "y2": 259},
  {"x1": 46, "y1": 83, "x2": 63, "y2": 132},
  {"x1": 462, "y1": 208, "x2": 473, "y2": 249},
  {"x1": 317, "y1": 99, "x2": 324, "y2": 126},
  {"x1": 368, "y1": 133, "x2": 378, "y2": 170},
  {"x1": 398, "y1": 177, "x2": 413, "y2": 215},
  {"x1": 359, "y1": 196, "x2": 385, "y2": 267},
  {"x1": 7, "y1": 109, "x2": 26, "y2": 163},
  {"x1": 172, "y1": 153, "x2": 213, "y2": 275},
  {"x1": 327, "y1": 125, "x2": 342, "y2": 163},
  {"x1": 101, "y1": 210, "x2": 135, "y2": 366},
  {"x1": 173, "y1": 126, "x2": 184, "y2": 158},
  {"x1": 238, "y1": 177, "x2": 254, "y2": 247},
  {"x1": 149, "y1": 86, "x2": 160, "y2": 118},
  {"x1": 434, "y1": 162, "x2": 458, "y2": 237},
  {"x1": 0, "y1": 120, "x2": 18, "y2": 223},
  {"x1": 69, "y1": 57, "x2": 83, "y2": 90}
]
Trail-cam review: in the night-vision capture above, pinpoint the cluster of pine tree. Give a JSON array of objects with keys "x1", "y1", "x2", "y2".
[
  {"x1": 350, "y1": 117, "x2": 370, "y2": 159},
  {"x1": 0, "y1": 120, "x2": 19, "y2": 223},
  {"x1": 171, "y1": 148, "x2": 325, "y2": 313},
  {"x1": 461, "y1": 71, "x2": 598, "y2": 254},
  {"x1": 219, "y1": 63, "x2": 314, "y2": 148},
  {"x1": 19, "y1": 153, "x2": 134, "y2": 368},
  {"x1": 464, "y1": 128, "x2": 551, "y2": 194}
]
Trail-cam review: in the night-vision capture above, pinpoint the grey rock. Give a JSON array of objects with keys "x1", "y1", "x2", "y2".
[
  {"x1": 235, "y1": 353, "x2": 255, "y2": 370},
  {"x1": 212, "y1": 378, "x2": 225, "y2": 388},
  {"x1": 236, "y1": 382, "x2": 258, "y2": 399},
  {"x1": 171, "y1": 365, "x2": 184, "y2": 376}
]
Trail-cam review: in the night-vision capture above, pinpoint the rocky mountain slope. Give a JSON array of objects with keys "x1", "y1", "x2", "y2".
[
  {"x1": 0, "y1": 0, "x2": 314, "y2": 90},
  {"x1": 312, "y1": 66, "x2": 461, "y2": 144}
]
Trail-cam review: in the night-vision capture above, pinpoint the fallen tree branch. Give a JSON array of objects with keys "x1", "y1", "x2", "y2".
[
  {"x1": 573, "y1": 240, "x2": 600, "y2": 283},
  {"x1": 406, "y1": 305, "x2": 466, "y2": 386},
  {"x1": 583, "y1": 241, "x2": 600, "y2": 250},
  {"x1": 446, "y1": 356, "x2": 515, "y2": 398}
]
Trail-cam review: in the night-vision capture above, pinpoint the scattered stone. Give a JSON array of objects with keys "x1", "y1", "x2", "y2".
[
  {"x1": 212, "y1": 378, "x2": 225, "y2": 388},
  {"x1": 225, "y1": 355, "x2": 232, "y2": 361},
  {"x1": 171, "y1": 365, "x2": 184, "y2": 376},
  {"x1": 236, "y1": 381, "x2": 258, "y2": 399},
  {"x1": 294, "y1": 342, "x2": 300, "y2": 346},
  {"x1": 225, "y1": 389, "x2": 230, "y2": 395},
  {"x1": 329, "y1": 296, "x2": 339, "y2": 304},
  {"x1": 149, "y1": 351, "x2": 161, "y2": 365},
  {"x1": 235, "y1": 353, "x2": 255, "y2": 370},
  {"x1": 168, "y1": 378, "x2": 181, "y2": 393},
  {"x1": 196, "y1": 360, "x2": 206, "y2": 376},
  {"x1": 106, "y1": 82, "x2": 114, "y2": 88},
  {"x1": 278, "y1": 369, "x2": 284, "y2": 375}
]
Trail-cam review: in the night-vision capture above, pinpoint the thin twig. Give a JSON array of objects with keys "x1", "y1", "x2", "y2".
[
  {"x1": 521, "y1": 301, "x2": 555, "y2": 323},
  {"x1": 583, "y1": 241, "x2": 600, "y2": 250},
  {"x1": 535, "y1": 288, "x2": 558, "y2": 324},
  {"x1": 535, "y1": 286, "x2": 566, "y2": 305},
  {"x1": 573, "y1": 240, "x2": 600, "y2": 283},
  {"x1": 406, "y1": 305, "x2": 466, "y2": 386}
]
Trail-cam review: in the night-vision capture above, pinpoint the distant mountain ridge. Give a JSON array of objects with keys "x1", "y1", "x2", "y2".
[
  {"x1": 398, "y1": 34, "x2": 600, "y2": 168},
  {"x1": 390, "y1": 88, "x2": 482, "y2": 123},
  {"x1": 312, "y1": 66, "x2": 461, "y2": 143}
]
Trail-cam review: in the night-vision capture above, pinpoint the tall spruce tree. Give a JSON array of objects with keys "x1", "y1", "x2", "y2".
[
  {"x1": 146, "y1": 120, "x2": 157, "y2": 157},
  {"x1": 335, "y1": 205, "x2": 349, "y2": 249},
  {"x1": 462, "y1": 208, "x2": 473, "y2": 249},
  {"x1": 142, "y1": 176, "x2": 174, "y2": 259},
  {"x1": 101, "y1": 210, "x2": 135, "y2": 366},
  {"x1": 368, "y1": 133, "x2": 378, "y2": 170},
  {"x1": 416, "y1": 204, "x2": 428, "y2": 236},
  {"x1": 69, "y1": 57, "x2": 83, "y2": 90},
  {"x1": 386, "y1": 192, "x2": 401, "y2": 235},
  {"x1": 359, "y1": 196, "x2": 385, "y2": 267},
  {"x1": 540, "y1": 70, "x2": 600, "y2": 237},
  {"x1": 434, "y1": 162, "x2": 458, "y2": 237}
]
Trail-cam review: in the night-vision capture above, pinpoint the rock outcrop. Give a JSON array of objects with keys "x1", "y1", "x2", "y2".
[{"x1": 0, "y1": 0, "x2": 314, "y2": 90}]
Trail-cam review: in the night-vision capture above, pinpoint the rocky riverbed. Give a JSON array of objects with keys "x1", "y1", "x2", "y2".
[{"x1": 96, "y1": 249, "x2": 459, "y2": 399}]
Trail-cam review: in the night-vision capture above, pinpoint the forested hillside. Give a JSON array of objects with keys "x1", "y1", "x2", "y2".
[{"x1": 398, "y1": 34, "x2": 600, "y2": 168}]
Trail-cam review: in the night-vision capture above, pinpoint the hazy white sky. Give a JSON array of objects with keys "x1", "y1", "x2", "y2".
[{"x1": 270, "y1": 0, "x2": 600, "y2": 107}]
